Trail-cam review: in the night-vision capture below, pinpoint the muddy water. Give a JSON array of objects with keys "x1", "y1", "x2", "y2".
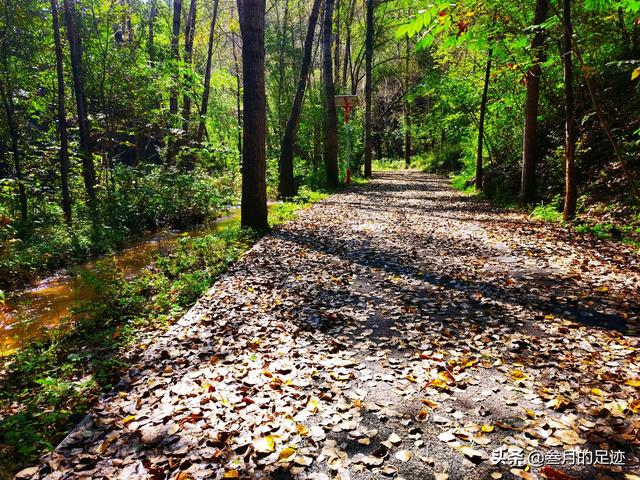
[{"x1": 0, "y1": 209, "x2": 242, "y2": 355}]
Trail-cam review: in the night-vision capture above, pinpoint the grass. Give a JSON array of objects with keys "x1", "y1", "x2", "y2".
[
  {"x1": 372, "y1": 158, "x2": 407, "y2": 171},
  {"x1": 0, "y1": 190, "x2": 327, "y2": 478},
  {"x1": 530, "y1": 202, "x2": 564, "y2": 222}
]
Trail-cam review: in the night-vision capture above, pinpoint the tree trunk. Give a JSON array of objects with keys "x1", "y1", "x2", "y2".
[
  {"x1": 239, "y1": 0, "x2": 268, "y2": 230},
  {"x1": 51, "y1": 0, "x2": 72, "y2": 226},
  {"x1": 148, "y1": 0, "x2": 157, "y2": 62},
  {"x1": 323, "y1": 0, "x2": 339, "y2": 187},
  {"x1": 278, "y1": 0, "x2": 322, "y2": 198},
  {"x1": 232, "y1": 30, "x2": 242, "y2": 164},
  {"x1": 364, "y1": 0, "x2": 374, "y2": 178},
  {"x1": 404, "y1": 35, "x2": 411, "y2": 168},
  {"x1": 182, "y1": 0, "x2": 197, "y2": 136},
  {"x1": 196, "y1": 0, "x2": 220, "y2": 144},
  {"x1": 167, "y1": 0, "x2": 182, "y2": 164},
  {"x1": 520, "y1": 0, "x2": 549, "y2": 205},
  {"x1": 334, "y1": 0, "x2": 341, "y2": 88},
  {"x1": 63, "y1": 0, "x2": 96, "y2": 205},
  {"x1": 562, "y1": 0, "x2": 576, "y2": 221},
  {"x1": 276, "y1": 1, "x2": 289, "y2": 141},
  {"x1": 342, "y1": 0, "x2": 355, "y2": 92},
  {"x1": 475, "y1": 48, "x2": 492, "y2": 190},
  {"x1": 0, "y1": 83, "x2": 27, "y2": 221}
]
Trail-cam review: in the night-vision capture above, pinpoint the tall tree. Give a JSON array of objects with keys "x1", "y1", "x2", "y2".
[
  {"x1": 63, "y1": 0, "x2": 97, "y2": 205},
  {"x1": 148, "y1": 0, "x2": 157, "y2": 62},
  {"x1": 334, "y1": 0, "x2": 341, "y2": 88},
  {"x1": 182, "y1": 0, "x2": 197, "y2": 135},
  {"x1": 520, "y1": 0, "x2": 549, "y2": 205},
  {"x1": 196, "y1": 0, "x2": 220, "y2": 144},
  {"x1": 276, "y1": 0, "x2": 289, "y2": 140},
  {"x1": 50, "y1": 0, "x2": 72, "y2": 226},
  {"x1": 323, "y1": 0, "x2": 339, "y2": 187},
  {"x1": 404, "y1": 34, "x2": 411, "y2": 169},
  {"x1": 231, "y1": 29, "x2": 243, "y2": 165},
  {"x1": 363, "y1": 0, "x2": 374, "y2": 178},
  {"x1": 562, "y1": 0, "x2": 576, "y2": 220},
  {"x1": 475, "y1": 48, "x2": 492, "y2": 190},
  {"x1": 167, "y1": 0, "x2": 182, "y2": 164},
  {"x1": 342, "y1": 0, "x2": 356, "y2": 92},
  {"x1": 278, "y1": 0, "x2": 322, "y2": 198},
  {"x1": 0, "y1": 82, "x2": 26, "y2": 221},
  {"x1": 239, "y1": 0, "x2": 268, "y2": 230}
]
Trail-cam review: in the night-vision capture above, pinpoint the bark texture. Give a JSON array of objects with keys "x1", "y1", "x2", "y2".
[
  {"x1": 323, "y1": 0, "x2": 339, "y2": 187},
  {"x1": 240, "y1": 0, "x2": 268, "y2": 230},
  {"x1": 520, "y1": 0, "x2": 549, "y2": 205},
  {"x1": 278, "y1": 0, "x2": 322, "y2": 198}
]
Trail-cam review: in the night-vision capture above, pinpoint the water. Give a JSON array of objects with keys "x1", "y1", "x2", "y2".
[{"x1": 0, "y1": 209, "x2": 242, "y2": 355}]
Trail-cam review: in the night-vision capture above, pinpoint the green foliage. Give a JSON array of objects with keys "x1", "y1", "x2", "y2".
[
  {"x1": 415, "y1": 145, "x2": 464, "y2": 174},
  {"x1": 0, "y1": 165, "x2": 238, "y2": 289},
  {"x1": 530, "y1": 202, "x2": 563, "y2": 222},
  {"x1": 372, "y1": 158, "x2": 406, "y2": 171}
]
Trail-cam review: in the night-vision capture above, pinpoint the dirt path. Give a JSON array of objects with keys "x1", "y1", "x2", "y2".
[{"x1": 20, "y1": 171, "x2": 639, "y2": 480}]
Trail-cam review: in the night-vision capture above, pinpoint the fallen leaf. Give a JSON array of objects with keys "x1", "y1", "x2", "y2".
[
  {"x1": 510, "y1": 469, "x2": 537, "y2": 480},
  {"x1": 380, "y1": 465, "x2": 398, "y2": 476},
  {"x1": 388, "y1": 432, "x2": 402, "y2": 444},
  {"x1": 253, "y1": 435, "x2": 276, "y2": 453},
  {"x1": 459, "y1": 446, "x2": 488, "y2": 463},
  {"x1": 541, "y1": 466, "x2": 577, "y2": 480},
  {"x1": 121, "y1": 415, "x2": 136, "y2": 425},
  {"x1": 306, "y1": 397, "x2": 319, "y2": 413},
  {"x1": 438, "y1": 431, "x2": 456, "y2": 442},
  {"x1": 278, "y1": 446, "x2": 297, "y2": 462},
  {"x1": 395, "y1": 450, "x2": 411, "y2": 461}
]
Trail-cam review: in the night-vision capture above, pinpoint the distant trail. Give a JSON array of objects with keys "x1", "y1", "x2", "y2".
[{"x1": 23, "y1": 171, "x2": 639, "y2": 479}]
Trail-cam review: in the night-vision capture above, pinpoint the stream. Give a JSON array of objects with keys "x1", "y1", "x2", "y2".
[{"x1": 0, "y1": 208, "x2": 242, "y2": 355}]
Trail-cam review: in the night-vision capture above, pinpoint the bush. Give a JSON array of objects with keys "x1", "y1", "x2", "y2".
[{"x1": 416, "y1": 144, "x2": 464, "y2": 174}]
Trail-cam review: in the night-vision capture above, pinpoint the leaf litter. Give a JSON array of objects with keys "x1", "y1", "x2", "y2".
[{"x1": 19, "y1": 171, "x2": 640, "y2": 479}]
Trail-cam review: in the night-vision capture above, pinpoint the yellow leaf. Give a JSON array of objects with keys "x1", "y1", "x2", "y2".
[
  {"x1": 278, "y1": 446, "x2": 297, "y2": 462},
  {"x1": 295, "y1": 423, "x2": 309, "y2": 436},
  {"x1": 223, "y1": 471, "x2": 239, "y2": 479},
  {"x1": 121, "y1": 415, "x2": 136, "y2": 425},
  {"x1": 524, "y1": 408, "x2": 537, "y2": 419},
  {"x1": 510, "y1": 370, "x2": 527, "y2": 381},
  {"x1": 591, "y1": 387, "x2": 605, "y2": 396},
  {"x1": 422, "y1": 398, "x2": 439, "y2": 409},
  {"x1": 253, "y1": 435, "x2": 276, "y2": 453},
  {"x1": 625, "y1": 378, "x2": 640, "y2": 387},
  {"x1": 428, "y1": 378, "x2": 450, "y2": 390},
  {"x1": 438, "y1": 370, "x2": 456, "y2": 383},
  {"x1": 481, "y1": 424, "x2": 494, "y2": 433},
  {"x1": 632, "y1": 67, "x2": 640, "y2": 81},
  {"x1": 548, "y1": 396, "x2": 571, "y2": 411},
  {"x1": 306, "y1": 397, "x2": 320, "y2": 413}
]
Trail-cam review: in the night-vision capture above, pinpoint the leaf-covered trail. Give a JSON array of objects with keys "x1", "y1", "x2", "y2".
[{"x1": 24, "y1": 171, "x2": 639, "y2": 480}]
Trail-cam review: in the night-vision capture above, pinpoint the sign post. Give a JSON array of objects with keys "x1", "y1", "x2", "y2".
[{"x1": 335, "y1": 95, "x2": 360, "y2": 185}]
